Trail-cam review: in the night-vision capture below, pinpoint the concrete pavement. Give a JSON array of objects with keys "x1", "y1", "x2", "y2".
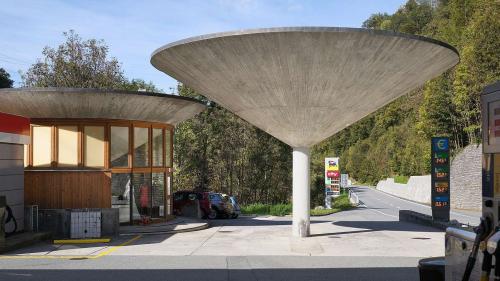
[{"x1": 0, "y1": 185, "x2": 454, "y2": 280}]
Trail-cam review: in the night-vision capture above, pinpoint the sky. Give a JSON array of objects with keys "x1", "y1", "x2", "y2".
[{"x1": 0, "y1": 0, "x2": 405, "y2": 93}]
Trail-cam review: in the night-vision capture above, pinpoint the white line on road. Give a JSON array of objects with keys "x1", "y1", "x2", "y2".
[
  {"x1": 366, "y1": 187, "x2": 478, "y2": 220},
  {"x1": 359, "y1": 203, "x2": 398, "y2": 219}
]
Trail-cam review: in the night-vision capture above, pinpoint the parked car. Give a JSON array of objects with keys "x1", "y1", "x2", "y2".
[
  {"x1": 208, "y1": 192, "x2": 230, "y2": 219},
  {"x1": 229, "y1": 196, "x2": 241, "y2": 219},
  {"x1": 220, "y1": 194, "x2": 240, "y2": 219},
  {"x1": 173, "y1": 191, "x2": 211, "y2": 219}
]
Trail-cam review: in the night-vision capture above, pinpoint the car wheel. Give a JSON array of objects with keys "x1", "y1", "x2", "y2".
[
  {"x1": 208, "y1": 209, "x2": 217, "y2": 219},
  {"x1": 231, "y1": 214, "x2": 238, "y2": 219}
]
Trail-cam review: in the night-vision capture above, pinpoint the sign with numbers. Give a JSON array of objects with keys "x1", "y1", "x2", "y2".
[{"x1": 431, "y1": 137, "x2": 450, "y2": 221}]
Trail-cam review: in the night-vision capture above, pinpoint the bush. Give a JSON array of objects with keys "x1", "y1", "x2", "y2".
[
  {"x1": 269, "y1": 204, "x2": 292, "y2": 216},
  {"x1": 310, "y1": 208, "x2": 339, "y2": 216},
  {"x1": 332, "y1": 194, "x2": 352, "y2": 210},
  {"x1": 394, "y1": 175, "x2": 409, "y2": 184},
  {"x1": 241, "y1": 203, "x2": 270, "y2": 215}
]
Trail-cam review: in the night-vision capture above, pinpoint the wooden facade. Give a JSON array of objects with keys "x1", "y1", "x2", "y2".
[{"x1": 25, "y1": 171, "x2": 111, "y2": 209}]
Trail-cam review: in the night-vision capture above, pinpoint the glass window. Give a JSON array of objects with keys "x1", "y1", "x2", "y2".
[
  {"x1": 24, "y1": 145, "x2": 28, "y2": 167},
  {"x1": 32, "y1": 126, "x2": 52, "y2": 167},
  {"x1": 84, "y1": 126, "x2": 105, "y2": 168},
  {"x1": 58, "y1": 126, "x2": 78, "y2": 167},
  {"x1": 110, "y1": 126, "x2": 129, "y2": 167},
  {"x1": 152, "y1": 173, "x2": 165, "y2": 218},
  {"x1": 111, "y1": 173, "x2": 131, "y2": 224},
  {"x1": 133, "y1": 127, "x2": 149, "y2": 167},
  {"x1": 165, "y1": 130, "x2": 172, "y2": 167},
  {"x1": 132, "y1": 173, "x2": 151, "y2": 222},
  {"x1": 152, "y1": 128, "x2": 163, "y2": 167}
]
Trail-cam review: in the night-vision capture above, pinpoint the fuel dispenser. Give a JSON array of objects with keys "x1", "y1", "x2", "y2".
[{"x1": 446, "y1": 81, "x2": 500, "y2": 281}]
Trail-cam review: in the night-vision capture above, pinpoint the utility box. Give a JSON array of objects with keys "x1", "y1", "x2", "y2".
[{"x1": 70, "y1": 210, "x2": 101, "y2": 239}]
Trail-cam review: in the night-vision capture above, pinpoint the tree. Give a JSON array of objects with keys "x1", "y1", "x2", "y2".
[
  {"x1": 0, "y1": 68, "x2": 13, "y2": 88},
  {"x1": 123, "y1": 79, "x2": 163, "y2": 93},
  {"x1": 22, "y1": 30, "x2": 127, "y2": 89}
]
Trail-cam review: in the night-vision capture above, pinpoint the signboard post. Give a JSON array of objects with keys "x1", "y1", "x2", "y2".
[
  {"x1": 340, "y1": 174, "x2": 349, "y2": 189},
  {"x1": 325, "y1": 157, "x2": 340, "y2": 209},
  {"x1": 431, "y1": 137, "x2": 450, "y2": 222}
]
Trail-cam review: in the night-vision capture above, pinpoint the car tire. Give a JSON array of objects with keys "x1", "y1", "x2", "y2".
[
  {"x1": 208, "y1": 209, "x2": 217, "y2": 219},
  {"x1": 231, "y1": 214, "x2": 238, "y2": 219}
]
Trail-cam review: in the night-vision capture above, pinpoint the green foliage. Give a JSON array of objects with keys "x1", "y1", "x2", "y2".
[
  {"x1": 310, "y1": 208, "x2": 339, "y2": 216},
  {"x1": 241, "y1": 203, "x2": 270, "y2": 215},
  {"x1": 0, "y1": 68, "x2": 13, "y2": 88},
  {"x1": 240, "y1": 203, "x2": 292, "y2": 216},
  {"x1": 332, "y1": 194, "x2": 352, "y2": 210},
  {"x1": 122, "y1": 78, "x2": 163, "y2": 93},
  {"x1": 174, "y1": 84, "x2": 292, "y2": 205},
  {"x1": 312, "y1": 0, "x2": 499, "y2": 187},
  {"x1": 394, "y1": 175, "x2": 409, "y2": 184},
  {"x1": 22, "y1": 30, "x2": 162, "y2": 92},
  {"x1": 269, "y1": 204, "x2": 292, "y2": 216}
]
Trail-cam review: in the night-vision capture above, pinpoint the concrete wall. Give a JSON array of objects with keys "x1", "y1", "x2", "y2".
[
  {"x1": 450, "y1": 144, "x2": 482, "y2": 211},
  {"x1": 375, "y1": 144, "x2": 482, "y2": 211},
  {"x1": 376, "y1": 176, "x2": 431, "y2": 204},
  {"x1": 0, "y1": 142, "x2": 24, "y2": 232}
]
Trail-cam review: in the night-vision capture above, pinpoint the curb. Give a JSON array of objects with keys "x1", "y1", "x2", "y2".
[
  {"x1": 0, "y1": 232, "x2": 52, "y2": 254},
  {"x1": 120, "y1": 222, "x2": 210, "y2": 236},
  {"x1": 399, "y1": 210, "x2": 473, "y2": 231}
]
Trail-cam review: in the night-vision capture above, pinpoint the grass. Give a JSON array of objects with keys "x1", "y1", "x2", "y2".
[
  {"x1": 241, "y1": 194, "x2": 353, "y2": 216},
  {"x1": 394, "y1": 175, "x2": 409, "y2": 184}
]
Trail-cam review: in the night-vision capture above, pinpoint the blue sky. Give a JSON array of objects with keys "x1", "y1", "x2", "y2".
[{"x1": 0, "y1": 0, "x2": 405, "y2": 92}]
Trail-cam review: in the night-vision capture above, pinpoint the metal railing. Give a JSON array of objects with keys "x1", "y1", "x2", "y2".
[{"x1": 348, "y1": 188, "x2": 359, "y2": 205}]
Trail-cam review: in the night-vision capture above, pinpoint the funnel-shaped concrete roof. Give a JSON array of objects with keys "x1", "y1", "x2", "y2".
[
  {"x1": 151, "y1": 27, "x2": 459, "y2": 147},
  {"x1": 0, "y1": 88, "x2": 206, "y2": 125}
]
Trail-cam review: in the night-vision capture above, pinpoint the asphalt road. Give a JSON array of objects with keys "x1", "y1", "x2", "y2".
[
  {"x1": 352, "y1": 186, "x2": 480, "y2": 226},
  {"x1": 0, "y1": 186, "x2": 461, "y2": 281}
]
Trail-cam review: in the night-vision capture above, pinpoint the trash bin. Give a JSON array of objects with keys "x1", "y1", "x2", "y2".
[{"x1": 418, "y1": 256, "x2": 445, "y2": 281}]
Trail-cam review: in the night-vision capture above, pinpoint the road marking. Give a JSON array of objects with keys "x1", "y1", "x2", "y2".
[
  {"x1": 91, "y1": 235, "x2": 142, "y2": 258},
  {"x1": 0, "y1": 235, "x2": 142, "y2": 260},
  {"x1": 359, "y1": 203, "x2": 398, "y2": 219}
]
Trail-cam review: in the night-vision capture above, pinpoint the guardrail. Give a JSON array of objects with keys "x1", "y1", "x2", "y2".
[{"x1": 348, "y1": 188, "x2": 359, "y2": 205}]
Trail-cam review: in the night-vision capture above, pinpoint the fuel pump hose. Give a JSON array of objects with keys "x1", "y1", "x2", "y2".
[{"x1": 463, "y1": 217, "x2": 492, "y2": 281}]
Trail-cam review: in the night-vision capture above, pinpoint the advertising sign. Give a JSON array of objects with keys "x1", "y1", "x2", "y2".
[
  {"x1": 325, "y1": 158, "x2": 339, "y2": 185},
  {"x1": 431, "y1": 137, "x2": 450, "y2": 221},
  {"x1": 325, "y1": 157, "x2": 340, "y2": 208}
]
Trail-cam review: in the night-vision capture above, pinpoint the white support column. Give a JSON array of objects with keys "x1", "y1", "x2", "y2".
[{"x1": 292, "y1": 147, "x2": 310, "y2": 237}]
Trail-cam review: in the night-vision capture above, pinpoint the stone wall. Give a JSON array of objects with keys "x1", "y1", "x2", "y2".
[
  {"x1": 450, "y1": 144, "x2": 482, "y2": 211},
  {"x1": 375, "y1": 144, "x2": 482, "y2": 211}
]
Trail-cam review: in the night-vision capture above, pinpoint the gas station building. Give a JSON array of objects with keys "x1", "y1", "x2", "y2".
[{"x1": 0, "y1": 88, "x2": 205, "y2": 234}]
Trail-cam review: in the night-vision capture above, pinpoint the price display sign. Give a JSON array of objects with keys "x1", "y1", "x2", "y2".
[{"x1": 431, "y1": 137, "x2": 450, "y2": 221}]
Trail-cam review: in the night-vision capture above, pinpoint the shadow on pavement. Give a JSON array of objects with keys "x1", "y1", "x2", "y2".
[
  {"x1": 322, "y1": 220, "x2": 443, "y2": 235},
  {"x1": 0, "y1": 267, "x2": 419, "y2": 281},
  {"x1": 209, "y1": 218, "x2": 331, "y2": 227}
]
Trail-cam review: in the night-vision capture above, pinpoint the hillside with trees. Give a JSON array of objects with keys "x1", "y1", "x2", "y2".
[{"x1": 175, "y1": 0, "x2": 499, "y2": 206}]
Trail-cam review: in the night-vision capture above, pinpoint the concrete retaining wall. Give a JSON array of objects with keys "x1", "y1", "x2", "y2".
[
  {"x1": 376, "y1": 176, "x2": 431, "y2": 204},
  {"x1": 375, "y1": 144, "x2": 482, "y2": 211}
]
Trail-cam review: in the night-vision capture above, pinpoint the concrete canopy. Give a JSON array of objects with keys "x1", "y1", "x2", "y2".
[
  {"x1": 0, "y1": 88, "x2": 206, "y2": 125},
  {"x1": 151, "y1": 27, "x2": 459, "y2": 147}
]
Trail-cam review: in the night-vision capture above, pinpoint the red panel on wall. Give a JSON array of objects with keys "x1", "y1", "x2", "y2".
[{"x1": 0, "y1": 112, "x2": 30, "y2": 136}]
